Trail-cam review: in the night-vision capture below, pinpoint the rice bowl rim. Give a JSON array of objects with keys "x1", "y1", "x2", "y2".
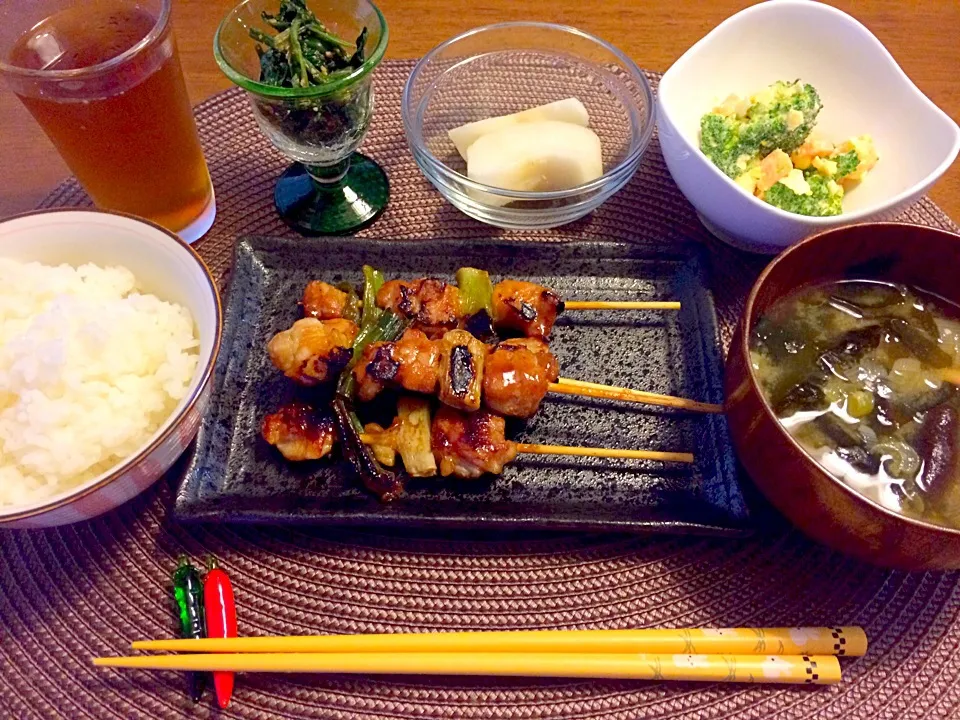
[{"x1": 0, "y1": 208, "x2": 223, "y2": 525}]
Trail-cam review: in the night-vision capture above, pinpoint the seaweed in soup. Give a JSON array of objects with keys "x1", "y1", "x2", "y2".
[{"x1": 751, "y1": 280, "x2": 960, "y2": 530}]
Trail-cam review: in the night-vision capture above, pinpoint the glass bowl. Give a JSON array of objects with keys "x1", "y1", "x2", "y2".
[
  {"x1": 401, "y1": 22, "x2": 654, "y2": 230},
  {"x1": 215, "y1": 0, "x2": 388, "y2": 234}
]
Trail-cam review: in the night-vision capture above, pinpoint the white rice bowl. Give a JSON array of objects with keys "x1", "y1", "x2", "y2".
[{"x1": 0, "y1": 258, "x2": 199, "y2": 509}]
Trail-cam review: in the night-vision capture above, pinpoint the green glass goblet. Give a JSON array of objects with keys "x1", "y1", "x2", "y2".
[{"x1": 215, "y1": 0, "x2": 389, "y2": 235}]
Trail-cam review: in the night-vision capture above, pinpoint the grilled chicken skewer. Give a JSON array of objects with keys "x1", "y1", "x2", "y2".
[
  {"x1": 354, "y1": 330, "x2": 722, "y2": 417},
  {"x1": 266, "y1": 318, "x2": 719, "y2": 417},
  {"x1": 261, "y1": 400, "x2": 694, "y2": 480},
  {"x1": 302, "y1": 278, "x2": 678, "y2": 341},
  {"x1": 268, "y1": 281, "x2": 717, "y2": 416},
  {"x1": 354, "y1": 329, "x2": 559, "y2": 418},
  {"x1": 368, "y1": 404, "x2": 694, "y2": 474},
  {"x1": 305, "y1": 277, "x2": 561, "y2": 339}
]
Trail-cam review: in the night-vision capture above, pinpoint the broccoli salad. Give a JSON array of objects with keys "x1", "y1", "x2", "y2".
[{"x1": 699, "y1": 80, "x2": 878, "y2": 217}]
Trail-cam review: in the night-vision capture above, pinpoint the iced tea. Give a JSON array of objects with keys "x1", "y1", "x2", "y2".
[{"x1": 4, "y1": 0, "x2": 214, "y2": 238}]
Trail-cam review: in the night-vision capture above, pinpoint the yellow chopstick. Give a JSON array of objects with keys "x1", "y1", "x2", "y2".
[
  {"x1": 94, "y1": 652, "x2": 841, "y2": 685},
  {"x1": 131, "y1": 627, "x2": 867, "y2": 657}
]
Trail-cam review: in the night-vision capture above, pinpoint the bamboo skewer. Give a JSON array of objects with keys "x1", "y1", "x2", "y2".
[
  {"x1": 552, "y1": 378, "x2": 724, "y2": 414},
  {"x1": 355, "y1": 300, "x2": 680, "y2": 312},
  {"x1": 131, "y1": 627, "x2": 868, "y2": 657},
  {"x1": 516, "y1": 443, "x2": 694, "y2": 464},
  {"x1": 92, "y1": 652, "x2": 841, "y2": 685},
  {"x1": 358, "y1": 435, "x2": 694, "y2": 465},
  {"x1": 941, "y1": 368, "x2": 960, "y2": 386},
  {"x1": 563, "y1": 301, "x2": 681, "y2": 311}
]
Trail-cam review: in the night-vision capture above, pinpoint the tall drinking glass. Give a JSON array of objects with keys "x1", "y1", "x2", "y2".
[{"x1": 0, "y1": 0, "x2": 216, "y2": 242}]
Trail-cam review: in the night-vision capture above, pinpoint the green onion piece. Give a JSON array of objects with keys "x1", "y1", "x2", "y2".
[
  {"x1": 331, "y1": 397, "x2": 404, "y2": 501},
  {"x1": 336, "y1": 369, "x2": 357, "y2": 399},
  {"x1": 355, "y1": 307, "x2": 405, "y2": 357},
  {"x1": 336, "y1": 310, "x2": 408, "y2": 397},
  {"x1": 335, "y1": 282, "x2": 362, "y2": 324},
  {"x1": 391, "y1": 396, "x2": 437, "y2": 477},
  {"x1": 361, "y1": 265, "x2": 385, "y2": 330},
  {"x1": 456, "y1": 267, "x2": 495, "y2": 318},
  {"x1": 332, "y1": 308, "x2": 410, "y2": 500}
]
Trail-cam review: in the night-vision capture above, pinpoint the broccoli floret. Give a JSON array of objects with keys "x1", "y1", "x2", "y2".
[
  {"x1": 833, "y1": 150, "x2": 860, "y2": 180},
  {"x1": 700, "y1": 81, "x2": 823, "y2": 179},
  {"x1": 739, "y1": 81, "x2": 822, "y2": 156},
  {"x1": 699, "y1": 113, "x2": 747, "y2": 178},
  {"x1": 764, "y1": 171, "x2": 843, "y2": 216}
]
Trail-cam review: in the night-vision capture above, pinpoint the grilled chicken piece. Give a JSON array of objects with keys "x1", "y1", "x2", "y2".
[
  {"x1": 376, "y1": 278, "x2": 461, "y2": 337},
  {"x1": 483, "y1": 338, "x2": 559, "y2": 418},
  {"x1": 431, "y1": 406, "x2": 518, "y2": 478},
  {"x1": 354, "y1": 331, "x2": 557, "y2": 418},
  {"x1": 302, "y1": 281, "x2": 348, "y2": 320},
  {"x1": 267, "y1": 318, "x2": 358, "y2": 386},
  {"x1": 495, "y1": 338, "x2": 559, "y2": 382},
  {"x1": 353, "y1": 328, "x2": 442, "y2": 402},
  {"x1": 492, "y1": 280, "x2": 563, "y2": 340},
  {"x1": 354, "y1": 342, "x2": 390, "y2": 402},
  {"x1": 261, "y1": 401, "x2": 337, "y2": 461},
  {"x1": 438, "y1": 330, "x2": 486, "y2": 411}
]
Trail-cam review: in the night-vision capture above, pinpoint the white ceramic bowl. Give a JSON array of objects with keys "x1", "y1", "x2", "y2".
[
  {"x1": 0, "y1": 209, "x2": 222, "y2": 529},
  {"x1": 657, "y1": 0, "x2": 960, "y2": 253}
]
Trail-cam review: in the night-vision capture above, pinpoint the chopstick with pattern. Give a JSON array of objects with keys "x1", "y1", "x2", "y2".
[
  {"x1": 92, "y1": 651, "x2": 841, "y2": 684},
  {"x1": 129, "y1": 626, "x2": 867, "y2": 656}
]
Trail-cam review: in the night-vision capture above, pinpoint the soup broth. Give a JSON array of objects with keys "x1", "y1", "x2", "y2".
[{"x1": 751, "y1": 280, "x2": 960, "y2": 530}]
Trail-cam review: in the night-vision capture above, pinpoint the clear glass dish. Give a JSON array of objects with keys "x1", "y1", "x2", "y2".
[{"x1": 401, "y1": 22, "x2": 655, "y2": 230}]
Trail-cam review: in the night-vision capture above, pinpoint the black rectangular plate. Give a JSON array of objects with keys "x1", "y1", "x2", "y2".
[{"x1": 175, "y1": 237, "x2": 750, "y2": 535}]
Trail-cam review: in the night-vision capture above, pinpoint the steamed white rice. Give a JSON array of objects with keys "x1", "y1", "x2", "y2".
[{"x1": 0, "y1": 259, "x2": 199, "y2": 509}]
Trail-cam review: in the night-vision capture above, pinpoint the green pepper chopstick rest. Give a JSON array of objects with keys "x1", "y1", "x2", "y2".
[{"x1": 171, "y1": 556, "x2": 207, "y2": 703}]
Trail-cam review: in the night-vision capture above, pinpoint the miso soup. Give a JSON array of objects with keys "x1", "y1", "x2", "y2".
[{"x1": 750, "y1": 280, "x2": 960, "y2": 530}]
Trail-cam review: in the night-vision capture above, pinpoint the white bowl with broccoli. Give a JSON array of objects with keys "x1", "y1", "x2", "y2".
[{"x1": 657, "y1": 0, "x2": 960, "y2": 253}]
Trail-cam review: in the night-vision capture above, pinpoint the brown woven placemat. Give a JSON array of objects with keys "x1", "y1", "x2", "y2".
[{"x1": 4, "y1": 59, "x2": 960, "y2": 719}]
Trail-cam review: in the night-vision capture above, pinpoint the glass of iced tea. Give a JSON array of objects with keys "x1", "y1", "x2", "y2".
[{"x1": 0, "y1": 0, "x2": 215, "y2": 242}]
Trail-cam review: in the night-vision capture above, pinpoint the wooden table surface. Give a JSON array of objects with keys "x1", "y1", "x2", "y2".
[{"x1": 1, "y1": 0, "x2": 958, "y2": 220}]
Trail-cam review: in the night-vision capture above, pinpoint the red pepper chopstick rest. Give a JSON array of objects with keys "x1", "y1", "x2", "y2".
[{"x1": 203, "y1": 558, "x2": 237, "y2": 709}]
